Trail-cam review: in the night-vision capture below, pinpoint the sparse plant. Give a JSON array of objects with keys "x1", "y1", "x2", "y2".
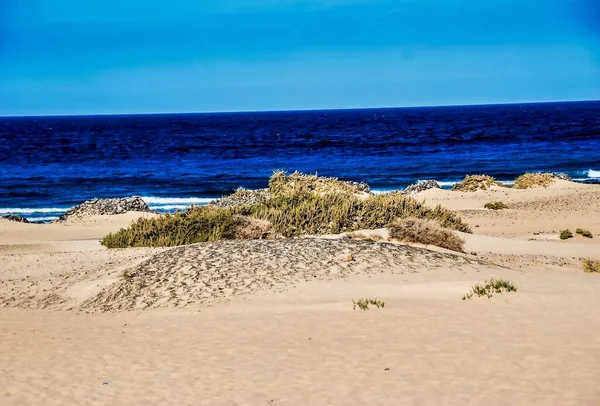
[
  {"x1": 388, "y1": 218, "x2": 465, "y2": 252},
  {"x1": 576, "y1": 228, "x2": 593, "y2": 238},
  {"x1": 582, "y1": 258, "x2": 600, "y2": 273},
  {"x1": 484, "y1": 201, "x2": 508, "y2": 210},
  {"x1": 352, "y1": 298, "x2": 385, "y2": 310},
  {"x1": 462, "y1": 278, "x2": 517, "y2": 299},
  {"x1": 559, "y1": 229, "x2": 574, "y2": 240}
]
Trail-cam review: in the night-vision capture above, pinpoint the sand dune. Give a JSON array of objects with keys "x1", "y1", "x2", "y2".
[{"x1": 1, "y1": 181, "x2": 600, "y2": 405}]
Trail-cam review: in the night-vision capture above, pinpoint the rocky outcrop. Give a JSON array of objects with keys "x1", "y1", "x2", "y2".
[
  {"x1": 404, "y1": 180, "x2": 442, "y2": 194},
  {"x1": 343, "y1": 181, "x2": 371, "y2": 194},
  {"x1": 57, "y1": 196, "x2": 152, "y2": 221},
  {"x1": 550, "y1": 172, "x2": 573, "y2": 182},
  {"x1": 210, "y1": 188, "x2": 271, "y2": 208},
  {"x1": 1, "y1": 214, "x2": 30, "y2": 223}
]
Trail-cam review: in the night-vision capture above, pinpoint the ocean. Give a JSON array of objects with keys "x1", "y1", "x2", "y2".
[{"x1": 1, "y1": 101, "x2": 600, "y2": 222}]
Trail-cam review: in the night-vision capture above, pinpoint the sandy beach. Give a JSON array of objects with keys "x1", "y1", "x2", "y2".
[{"x1": 2, "y1": 180, "x2": 600, "y2": 405}]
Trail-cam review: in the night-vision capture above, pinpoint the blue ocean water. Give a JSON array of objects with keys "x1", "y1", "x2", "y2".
[{"x1": 1, "y1": 101, "x2": 600, "y2": 221}]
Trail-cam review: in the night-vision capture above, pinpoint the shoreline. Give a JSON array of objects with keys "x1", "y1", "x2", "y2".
[{"x1": 3, "y1": 170, "x2": 600, "y2": 222}]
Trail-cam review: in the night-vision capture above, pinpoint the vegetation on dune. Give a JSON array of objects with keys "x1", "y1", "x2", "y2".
[
  {"x1": 576, "y1": 228, "x2": 593, "y2": 238},
  {"x1": 102, "y1": 171, "x2": 471, "y2": 248},
  {"x1": 462, "y1": 278, "x2": 517, "y2": 300},
  {"x1": 559, "y1": 229, "x2": 574, "y2": 240},
  {"x1": 513, "y1": 173, "x2": 555, "y2": 189},
  {"x1": 388, "y1": 218, "x2": 465, "y2": 252},
  {"x1": 484, "y1": 201, "x2": 508, "y2": 210},
  {"x1": 453, "y1": 175, "x2": 504, "y2": 192},
  {"x1": 352, "y1": 298, "x2": 385, "y2": 310},
  {"x1": 582, "y1": 258, "x2": 600, "y2": 273}
]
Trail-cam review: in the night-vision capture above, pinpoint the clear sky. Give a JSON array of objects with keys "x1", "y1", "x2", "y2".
[{"x1": 1, "y1": 0, "x2": 599, "y2": 116}]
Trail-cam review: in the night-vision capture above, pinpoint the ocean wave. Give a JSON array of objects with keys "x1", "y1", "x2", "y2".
[
  {"x1": 587, "y1": 169, "x2": 600, "y2": 178},
  {"x1": 26, "y1": 216, "x2": 60, "y2": 222},
  {"x1": 151, "y1": 204, "x2": 202, "y2": 211},
  {"x1": 0, "y1": 208, "x2": 66, "y2": 214},
  {"x1": 142, "y1": 196, "x2": 214, "y2": 205}
]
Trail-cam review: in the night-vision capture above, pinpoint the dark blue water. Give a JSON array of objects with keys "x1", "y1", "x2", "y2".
[{"x1": 1, "y1": 101, "x2": 600, "y2": 221}]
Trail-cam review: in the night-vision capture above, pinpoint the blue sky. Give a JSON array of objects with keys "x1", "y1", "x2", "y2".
[{"x1": 1, "y1": 0, "x2": 599, "y2": 115}]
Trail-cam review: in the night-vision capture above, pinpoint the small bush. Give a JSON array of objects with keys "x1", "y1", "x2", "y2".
[
  {"x1": 453, "y1": 175, "x2": 503, "y2": 192},
  {"x1": 513, "y1": 173, "x2": 554, "y2": 189},
  {"x1": 352, "y1": 298, "x2": 385, "y2": 310},
  {"x1": 559, "y1": 230, "x2": 574, "y2": 240},
  {"x1": 576, "y1": 228, "x2": 593, "y2": 238},
  {"x1": 484, "y1": 201, "x2": 508, "y2": 210},
  {"x1": 388, "y1": 218, "x2": 465, "y2": 252},
  {"x1": 462, "y1": 278, "x2": 517, "y2": 300},
  {"x1": 582, "y1": 258, "x2": 600, "y2": 273}
]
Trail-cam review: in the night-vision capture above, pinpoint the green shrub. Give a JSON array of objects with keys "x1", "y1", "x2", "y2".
[
  {"x1": 102, "y1": 171, "x2": 472, "y2": 248},
  {"x1": 559, "y1": 230, "x2": 574, "y2": 240},
  {"x1": 462, "y1": 278, "x2": 517, "y2": 300},
  {"x1": 388, "y1": 218, "x2": 465, "y2": 252},
  {"x1": 576, "y1": 228, "x2": 593, "y2": 238},
  {"x1": 484, "y1": 201, "x2": 508, "y2": 210}
]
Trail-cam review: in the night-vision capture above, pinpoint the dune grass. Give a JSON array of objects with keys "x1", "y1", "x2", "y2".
[
  {"x1": 484, "y1": 201, "x2": 508, "y2": 210},
  {"x1": 582, "y1": 258, "x2": 600, "y2": 273},
  {"x1": 453, "y1": 175, "x2": 503, "y2": 192},
  {"x1": 102, "y1": 171, "x2": 472, "y2": 248},
  {"x1": 388, "y1": 218, "x2": 465, "y2": 252},
  {"x1": 462, "y1": 278, "x2": 517, "y2": 300},
  {"x1": 513, "y1": 173, "x2": 555, "y2": 189},
  {"x1": 576, "y1": 228, "x2": 593, "y2": 238},
  {"x1": 352, "y1": 298, "x2": 385, "y2": 310}
]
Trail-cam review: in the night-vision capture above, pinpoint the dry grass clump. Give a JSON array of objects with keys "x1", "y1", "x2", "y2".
[
  {"x1": 582, "y1": 258, "x2": 600, "y2": 273},
  {"x1": 102, "y1": 208, "x2": 272, "y2": 248},
  {"x1": 453, "y1": 175, "x2": 503, "y2": 192},
  {"x1": 462, "y1": 278, "x2": 517, "y2": 300},
  {"x1": 388, "y1": 218, "x2": 465, "y2": 252},
  {"x1": 513, "y1": 173, "x2": 555, "y2": 189},
  {"x1": 559, "y1": 229, "x2": 574, "y2": 240},
  {"x1": 102, "y1": 172, "x2": 471, "y2": 248},
  {"x1": 352, "y1": 298, "x2": 385, "y2": 310},
  {"x1": 576, "y1": 228, "x2": 593, "y2": 238},
  {"x1": 484, "y1": 201, "x2": 508, "y2": 210}
]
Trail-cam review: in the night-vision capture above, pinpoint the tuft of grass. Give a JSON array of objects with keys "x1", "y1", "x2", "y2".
[
  {"x1": 576, "y1": 228, "x2": 593, "y2": 238},
  {"x1": 513, "y1": 173, "x2": 554, "y2": 189},
  {"x1": 388, "y1": 218, "x2": 465, "y2": 252},
  {"x1": 453, "y1": 175, "x2": 504, "y2": 192},
  {"x1": 484, "y1": 201, "x2": 508, "y2": 210},
  {"x1": 352, "y1": 298, "x2": 385, "y2": 310},
  {"x1": 102, "y1": 171, "x2": 472, "y2": 248},
  {"x1": 559, "y1": 229, "x2": 574, "y2": 240},
  {"x1": 462, "y1": 278, "x2": 517, "y2": 300},
  {"x1": 582, "y1": 258, "x2": 600, "y2": 273}
]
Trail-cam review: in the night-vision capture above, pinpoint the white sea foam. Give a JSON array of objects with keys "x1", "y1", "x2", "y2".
[
  {"x1": 151, "y1": 204, "x2": 201, "y2": 211},
  {"x1": 587, "y1": 169, "x2": 600, "y2": 178},
  {"x1": 141, "y1": 196, "x2": 214, "y2": 205},
  {"x1": 0, "y1": 208, "x2": 66, "y2": 214},
  {"x1": 26, "y1": 216, "x2": 60, "y2": 222}
]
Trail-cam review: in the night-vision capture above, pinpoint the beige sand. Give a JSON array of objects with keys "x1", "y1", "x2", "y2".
[{"x1": 1, "y1": 182, "x2": 600, "y2": 405}]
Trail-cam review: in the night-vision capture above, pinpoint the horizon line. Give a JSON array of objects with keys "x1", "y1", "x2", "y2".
[{"x1": 1, "y1": 98, "x2": 599, "y2": 118}]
